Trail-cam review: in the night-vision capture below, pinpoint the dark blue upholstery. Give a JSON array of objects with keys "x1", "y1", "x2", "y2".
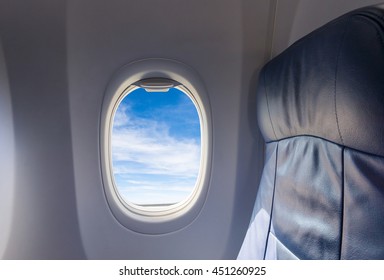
[{"x1": 238, "y1": 6, "x2": 384, "y2": 259}]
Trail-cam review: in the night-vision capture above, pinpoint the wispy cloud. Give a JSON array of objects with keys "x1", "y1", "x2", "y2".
[{"x1": 111, "y1": 103, "x2": 201, "y2": 205}]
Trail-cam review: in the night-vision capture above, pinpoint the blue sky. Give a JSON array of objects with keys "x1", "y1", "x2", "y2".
[{"x1": 111, "y1": 87, "x2": 201, "y2": 205}]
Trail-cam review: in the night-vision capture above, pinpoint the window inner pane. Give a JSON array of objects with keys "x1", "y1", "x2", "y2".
[{"x1": 111, "y1": 87, "x2": 201, "y2": 206}]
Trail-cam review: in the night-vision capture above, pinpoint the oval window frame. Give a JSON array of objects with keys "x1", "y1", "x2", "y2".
[{"x1": 100, "y1": 58, "x2": 212, "y2": 234}]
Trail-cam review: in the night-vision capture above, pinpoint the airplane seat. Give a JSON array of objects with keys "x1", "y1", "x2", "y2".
[{"x1": 238, "y1": 6, "x2": 384, "y2": 259}]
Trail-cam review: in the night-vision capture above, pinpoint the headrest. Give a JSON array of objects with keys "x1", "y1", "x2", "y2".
[{"x1": 257, "y1": 7, "x2": 384, "y2": 156}]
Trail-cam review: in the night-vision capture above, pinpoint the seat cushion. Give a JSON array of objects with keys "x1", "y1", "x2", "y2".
[
  {"x1": 239, "y1": 6, "x2": 384, "y2": 260},
  {"x1": 257, "y1": 7, "x2": 384, "y2": 156}
]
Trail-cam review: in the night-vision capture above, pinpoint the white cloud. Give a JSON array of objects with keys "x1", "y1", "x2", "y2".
[
  {"x1": 118, "y1": 178, "x2": 195, "y2": 205},
  {"x1": 111, "y1": 105, "x2": 201, "y2": 205},
  {"x1": 113, "y1": 103, "x2": 131, "y2": 127}
]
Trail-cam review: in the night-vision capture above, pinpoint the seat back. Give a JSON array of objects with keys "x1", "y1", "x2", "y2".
[{"x1": 238, "y1": 6, "x2": 384, "y2": 260}]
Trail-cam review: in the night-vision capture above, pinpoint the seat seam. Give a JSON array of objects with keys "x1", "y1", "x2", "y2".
[
  {"x1": 354, "y1": 14, "x2": 384, "y2": 57},
  {"x1": 339, "y1": 147, "x2": 345, "y2": 259},
  {"x1": 263, "y1": 68, "x2": 278, "y2": 140},
  {"x1": 263, "y1": 142, "x2": 278, "y2": 259},
  {"x1": 265, "y1": 134, "x2": 384, "y2": 158},
  {"x1": 334, "y1": 20, "x2": 349, "y2": 146},
  {"x1": 268, "y1": 231, "x2": 299, "y2": 260}
]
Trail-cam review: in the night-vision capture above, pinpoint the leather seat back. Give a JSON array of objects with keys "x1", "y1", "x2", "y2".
[{"x1": 238, "y1": 6, "x2": 384, "y2": 259}]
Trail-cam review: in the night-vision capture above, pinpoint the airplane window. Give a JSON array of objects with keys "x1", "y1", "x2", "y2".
[
  {"x1": 101, "y1": 60, "x2": 211, "y2": 231},
  {"x1": 111, "y1": 84, "x2": 202, "y2": 209}
]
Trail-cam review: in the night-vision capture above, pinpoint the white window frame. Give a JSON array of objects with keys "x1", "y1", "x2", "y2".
[{"x1": 100, "y1": 58, "x2": 212, "y2": 234}]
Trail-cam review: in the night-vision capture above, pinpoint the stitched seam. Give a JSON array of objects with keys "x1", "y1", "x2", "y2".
[
  {"x1": 263, "y1": 68, "x2": 278, "y2": 140},
  {"x1": 355, "y1": 14, "x2": 384, "y2": 56},
  {"x1": 263, "y1": 142, "x2": 278, "y2": 259},
  {"x1": 269, "y1": 231, "x2": 299, "y2": 260},
  {"x1": 266, "y1": 134, "x2": 384, "y2": 158},
  {"x1": 334, "y1": 21, "x2": 349, "y2": 146},
  {"x1": 339, "y1": 147, "x2": 345, "y2": 259}
]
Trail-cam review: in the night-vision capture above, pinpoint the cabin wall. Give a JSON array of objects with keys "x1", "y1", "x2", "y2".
[
  {"x1": 0, "y1": 0, "x2": 270, "y2": 259},
  {"x1": 67, "y1": 0, "x2": 269, "y2": 259},
  {"x1": 0, "y1": 0, "x2": 86, "y2": 259}
]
